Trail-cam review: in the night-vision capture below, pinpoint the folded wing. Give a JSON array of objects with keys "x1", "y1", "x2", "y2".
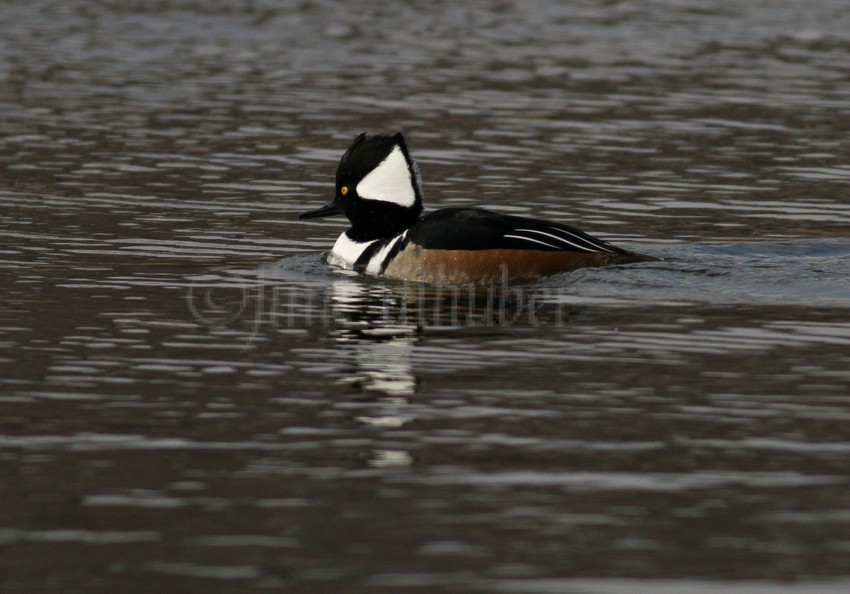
[{"x1": 409, "y1": 207, "x2": 628, "y2": 255}]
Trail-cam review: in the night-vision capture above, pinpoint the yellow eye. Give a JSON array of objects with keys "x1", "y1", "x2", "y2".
[{"x1": 340, "y1": 185, "x2": 349, "y2": 196}]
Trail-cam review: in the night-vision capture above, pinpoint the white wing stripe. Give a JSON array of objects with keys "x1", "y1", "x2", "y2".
[
  {"x1": 502, "y1": 234, "x2": 561, "y2": 250},
  {"x1": 546, "y1": 225, "x2": 613, "y2": 252},
  {"x1": 511, "y1": 228, "x2": 603, "y2": 253},
  {"x1": 514, "y1": 228, "x2": 592, "y2": 252}
]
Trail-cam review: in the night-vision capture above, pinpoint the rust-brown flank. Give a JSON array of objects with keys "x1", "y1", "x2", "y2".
[{"x1": 382, "y1": 244, "x2": 614, "y2": 284}]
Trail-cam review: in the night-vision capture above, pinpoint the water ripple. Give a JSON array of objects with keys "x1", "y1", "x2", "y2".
[{"x1": 3, "y1": 0, "x2": 850, "y2": 590}]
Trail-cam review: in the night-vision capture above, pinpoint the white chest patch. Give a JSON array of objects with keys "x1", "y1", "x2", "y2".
[
  {"x1": 329, "y1": 232, "x2": 373, "y2": 269},
  {"x1": 327, "y1": 231, "x2": 408, "y2": 276},
  {"x1": 355, "y1": 145, "x2": 416, "y2": 207}
]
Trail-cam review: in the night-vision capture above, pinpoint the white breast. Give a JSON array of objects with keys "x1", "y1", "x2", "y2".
[
  {"x1": 328, "y1": 232, "x2": 374, "y2": 269},
  {"x1": 327, "y1": 231, "x2": 408, "y2": 275}
]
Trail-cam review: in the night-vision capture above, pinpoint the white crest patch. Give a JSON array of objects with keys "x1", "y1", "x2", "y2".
[{"x1": 355, "y1": 145, "x2": 417, "y2": 207}]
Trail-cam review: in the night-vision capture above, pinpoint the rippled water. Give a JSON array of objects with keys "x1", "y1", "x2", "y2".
[{"x1": 2, "y1": 1, "x2": 850, "y2": 592}]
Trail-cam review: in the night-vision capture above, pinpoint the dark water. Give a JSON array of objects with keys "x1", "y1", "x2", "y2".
[{"x1": 2, "y1": 1, "x2": 850, "y2": 592}]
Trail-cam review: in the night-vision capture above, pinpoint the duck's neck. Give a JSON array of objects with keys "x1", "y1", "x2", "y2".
[{"x1": 346, "y1": 204, "x2": 421, "y2": 242}]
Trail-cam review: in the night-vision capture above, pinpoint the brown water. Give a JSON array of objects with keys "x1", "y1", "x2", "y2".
[{"x1": 2, "y1": 1, "x2": 850, "y2": 592}]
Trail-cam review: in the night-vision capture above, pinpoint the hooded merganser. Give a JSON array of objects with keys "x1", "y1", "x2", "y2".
[{"x1": 300, "y1": 132, "x2": 646, "y2": 284}]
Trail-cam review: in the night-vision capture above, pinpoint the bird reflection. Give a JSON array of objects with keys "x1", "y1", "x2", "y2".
[
  {"x1": 326, "y1": 280, "x2": 419, "y2": 470},
  {"x1": 318, "y1": 277, "x2": 580, "y2": 468},
  {"x1": 325, "y1": 277, "x2": 556, "y2": 390},
  {"x1": 328, "y1": 280, "x2": 420, "y2": 401}
]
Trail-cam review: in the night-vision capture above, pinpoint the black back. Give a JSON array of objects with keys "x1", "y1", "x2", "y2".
[{"x1": 408, "y1": 208, "x2": 632, "y2": 255}]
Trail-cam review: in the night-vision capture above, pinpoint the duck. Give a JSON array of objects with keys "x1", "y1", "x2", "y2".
[{"x1": 300, "y1": 132, "x2": 646, "y2": 284}]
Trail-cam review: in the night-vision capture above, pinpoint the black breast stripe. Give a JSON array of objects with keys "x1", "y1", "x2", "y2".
[
  {"x1": 353, "y1": 239, "x2": 388, "y2": 273},
  {"x1": 379, "y1": 234, "x2": 410, "y2": 274}
]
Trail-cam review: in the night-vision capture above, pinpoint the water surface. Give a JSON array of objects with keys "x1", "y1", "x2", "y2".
[{"x1": 2, "y1": 1, "x2": 850, "y2": 592}]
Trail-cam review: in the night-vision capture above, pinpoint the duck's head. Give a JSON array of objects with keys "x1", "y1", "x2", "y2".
[{"x1": 300, "y1": 132, "x2": 423, "y2": 242}]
